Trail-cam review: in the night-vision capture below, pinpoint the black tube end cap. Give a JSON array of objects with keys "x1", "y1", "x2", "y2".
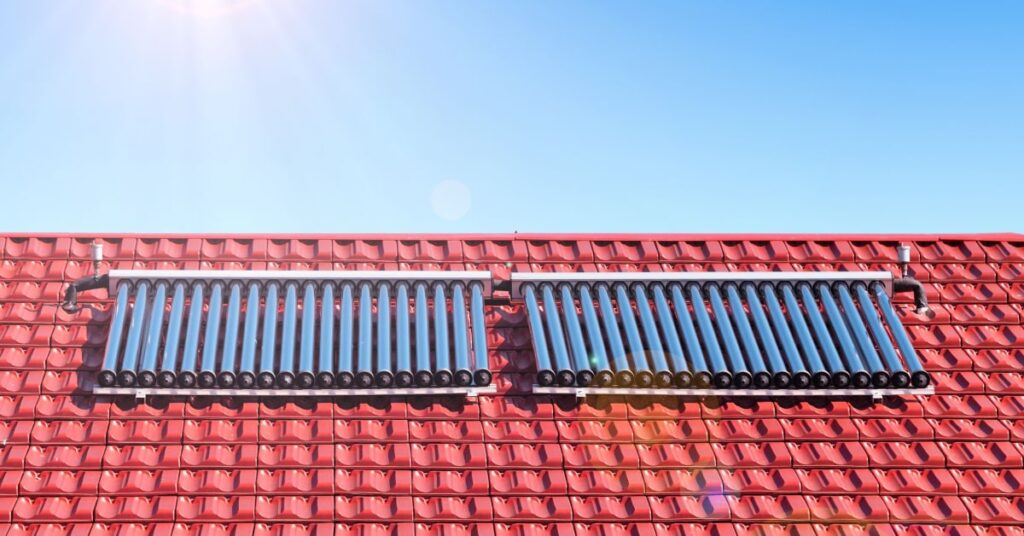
[
  {"x1": 335, "y1": 371, "x2": 355, "y2": 389},
  {"x1": 257, "y1": 372, "x2": 276, "y2": 389},
  {"x1": 692, "y1": 371, "x2": 713, "y2": 389},
  {"x1": 713, "y1": 372, "x2": 732, "y2": 389},
  {"x1": 177, "y1": 371, "x2": 197, "y2": 388},
  {"x1": 654, "y1": 371, "x2": 674, "y2": 388},
  {"x1": 237, "y1": 372, "x2": 256, "y2": 389},
  {"x1": 296, "y1": 372, "x2": 315, "y2": 389},
  {"x1": 414, "y1": 370, "x2": 434, "y2": 388},
  {"x1": 575, "y1": 369, "x2": 594, "y2": 387},
  {"x1": 791, "y1": 371, "x2": 811, "y2": 389},
  {"x1": 614, "y1": 370, "x2": 635, "y2": 387},
  {"x1": 276, "y1": 372, "x2": 296, "y2": 389},
  {"x1": 594, "y1": 370, "x2": 614, "y2": 387},
  {"x1": 316, "y1": 372, "x2": 336, "y2": 388},
  {"x1": 812, "y1": 372, "x2": 832, "y2": 388},
  {"x1": 197, "y1": 371, "x2": 217, "y2": 389},
  {"x1": 434, "y1": 370, "x2": 454, "y2": 387},
  {"x1": 158, "y1": 371, "x2": 177, "y2": 388},
  {"x1": 634, "y1": 371, "x2": 654, "y2": 388},
  {"x1": 354, "y1": 372, "x2": 375, "y2": 388},
  {"x1": 537, "y1": 370, "x2": 556, "y2": 387},
  {"x1": 871, "y1": 371, "x2": 891, "y2": 388},
  {"x1": 137, "y1": 371, "x2": 156, "y2": 388},
  {"x1": 772, "y1": 371, "x2": 793, "y2": 389},
  {"x1": 454, "y1": 369, "x2": 473, "y2": 387},
  {"x1": 98, "y1": 370, "x2": 117, "y2": 387},
  {"x1": 473, "y1": 369, "x2": 492, "y2": 387},
  {"x1": 117, "y1": 370, "x2": 137, "y2": 387},
  {"x1": 851, "y1": 371, "x2": 871, "y2": 389},
  {"x1": 732, "y1": 372, "x2": 752, "y2": 389},
  {"x1": 375, "y1": 371, "x2": 395, "y2": 388},
  {"x1": 911, "y1": 371, "x2": 931, "y2": 388},
  {"x1": 218, "y1": 372, "x2": 236, "y2": 388},
  {"x1": 752, "y1": 371, "x2": 773, "y2": 388},
  {"x1": 674, "y1": 371, "x2": 693, "y2": 388},
  {"x1": 395, "y1": 371, "x2": 415, "y2": 388},
  {"x1": 555, "y1": 370, "x2": 576, "y2": 387},
  {"x1": 831, "y1": 371, "x2": 851, "y2": 388},
  {"x1": 890, "y1": 371, "x2": 911, "y2": 388}
]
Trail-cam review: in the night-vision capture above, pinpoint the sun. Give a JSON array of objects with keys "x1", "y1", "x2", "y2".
[{"x1": 156, "y1": 0, "x2": 262, "y2": 19}]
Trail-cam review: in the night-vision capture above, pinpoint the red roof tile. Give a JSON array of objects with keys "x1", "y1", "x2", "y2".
[{"x1": 3, "y1": 233, "x2": 1024, "y2": 531}]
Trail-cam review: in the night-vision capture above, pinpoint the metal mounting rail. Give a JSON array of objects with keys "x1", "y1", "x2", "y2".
[
  {"x1": 509, "y1": 271, "x2": 893, "y2": 299},
  {"x1": 93, "y1": 385, "x2": 497, "y2": 401},
  {"x1": 533, "y1": 385, "x2": 934, "y2": 400}
]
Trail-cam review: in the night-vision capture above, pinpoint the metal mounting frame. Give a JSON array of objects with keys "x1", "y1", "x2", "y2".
[
  {"x1": 108, "y1": 269, "x2": 494, "y2": 293},
  {"x1": 509, "y1": 271, "x2": 894, "y2": 299},
  {"x1": 93, "y1": 385, "x2": 497, "y2": 402},
  {"x1": 532, "y1": 385, "x2": 934, "y2": 401}
]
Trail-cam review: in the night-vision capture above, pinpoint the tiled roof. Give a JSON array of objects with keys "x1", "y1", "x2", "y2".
[{"x1": 2, "y1": 233, "x2": 1024, "y2": 535}]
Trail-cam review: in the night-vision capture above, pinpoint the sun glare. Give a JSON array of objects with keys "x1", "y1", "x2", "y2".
[{"x1": 156, "y1": 0, "x2": 262, "y2": 19}]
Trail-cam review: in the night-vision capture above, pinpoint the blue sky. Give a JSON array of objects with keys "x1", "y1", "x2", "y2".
[{"x1": 0, "y1": 1, "x2": 1020, "y2": 233}]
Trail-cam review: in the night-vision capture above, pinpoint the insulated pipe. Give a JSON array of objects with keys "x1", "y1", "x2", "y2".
[
  {"x1": 257, "y1": 283, "x2": 279, "y2": 389},
  {"x1": 118, "y1": 281, "x2": 150, "y2": 387},
  {"x1": 872, "y1": 282, "x2": 930, "y2": 387},
  {"x1": 855, "y1": 283, "x2": 911, "y2": 387},
  {"x1": 355, "y1": 282, "x2": 375, "y2": 388},
  {"x1": 296, "y1": 283, "x2": 318, "y2": 388},
  {"x1": 686, "y1": 284, "x2": 730, "y2": 388},
  {"x1": 336, "y1": 283, "x2": 355, "y2": 388},
  {"x1": 375, "y1": 283, "x2": 394, "y2": 387},
  {"x1": 706, "y1": 284, "x2": 751, "y2": 388},
  {"x1": 614, "y1": 283, "x2": 653, "y2": 387},
  {"x1": 761, "y1": 284, "x2": 814, "y2": 388},
  {"x1": 317, "y1": 284, "x2": 336, "y2": 387},
  {"x1": 669, "y1": 284, "x2": 712, "y2": 388},
  {"x1": 741, "y1": 283, "x2": 791, "y2": 388},
  {"x1": 560, "y1": 284, "x2": 594, "y2": 387},
  {"x1": 394, "y1": 283, "x2": 414, "y2": 387},
  {"x1": 216, "y1": 282, "x2": 242, "y2": 388},
  {"x1": 524, "y1": 284, "x2": 556, "y2": 386},
  {"x1": 451, "y1": 283, "x2": 473, "y2": 386},
  {"x1": 816, "y1": 283, "x2": 870, "y2": 388},
  {"x1": 797, "y1": 283, "x2": 850, "y2": 388},
  {"x1": 596, "y1": 284, "x2": 633, "y2": 386},
  {"x1": 541, "y1": 284, "x2": 575, "y2": 387},
  {"x1": 779, "y1": 284, "x2": 831, "y2": 388},
  {"x1": 652, "y1": 285, "x2": 692, "y2": 387},
  {"x1": 137, "y1": 282, "x2": 168, "y2": 387},
  {"x1": 433, "y1": 282, "x2": 453, "y2": 387},
  {"x1": 578, "y1": 284, "x2": 612, "y2": 386},
  {"x1": 158, "y1": 282, "x2": 187, "y2": 387},
  {"x1": 632, "y1": 284, "x2": 673, "y2": 387},
  {"x1": 237, "y1": 283, "x2": 261, "y2": 388},
  {"x1": 413, "y1": 283, "x2": 434, "y2": 387},
  {"x1": 725, "y1": 284, "x2": 771, "y2": 388},
  {"x1": 836, "y1": 283, "x2": 889, "y2": 387},
  {"x1": 469, "y1": 282, "x2": 492, "y2": 386},
  {"x1": 276, "y1": 283, "x2": 298, "y2": 388},
  {"x1": 198, "y1": 282, "x2": 224, "y2": 388},
  {"x1": 178, "y1": 283, "x2": 205, "y2": 388},
  {"x1": 894, "y1": 277, "x2": 931, "y2": 315},
  {"x1": 98, "y1": 282, "x2": 130, "y2": 387}
]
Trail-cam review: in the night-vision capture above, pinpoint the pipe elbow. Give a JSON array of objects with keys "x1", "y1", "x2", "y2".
[
  {"x1": 894, "y1": 277, "x2": 932, "y2": 316},
  {"x1": 61, "y1": 274, "x2": 109, "y2": 313}
]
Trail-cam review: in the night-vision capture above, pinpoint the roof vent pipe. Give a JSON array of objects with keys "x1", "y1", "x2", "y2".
[
  {"x1": 894, "y1": 244, "x2": 933, "y2": 316},
  {"x1": 61, "y1": 242, "x2": 108, "y2": 313}
]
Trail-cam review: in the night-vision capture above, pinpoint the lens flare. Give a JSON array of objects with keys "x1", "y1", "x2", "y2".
[{"x1": 157, "y1": 0, "x2": 261, "y2": 19}]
